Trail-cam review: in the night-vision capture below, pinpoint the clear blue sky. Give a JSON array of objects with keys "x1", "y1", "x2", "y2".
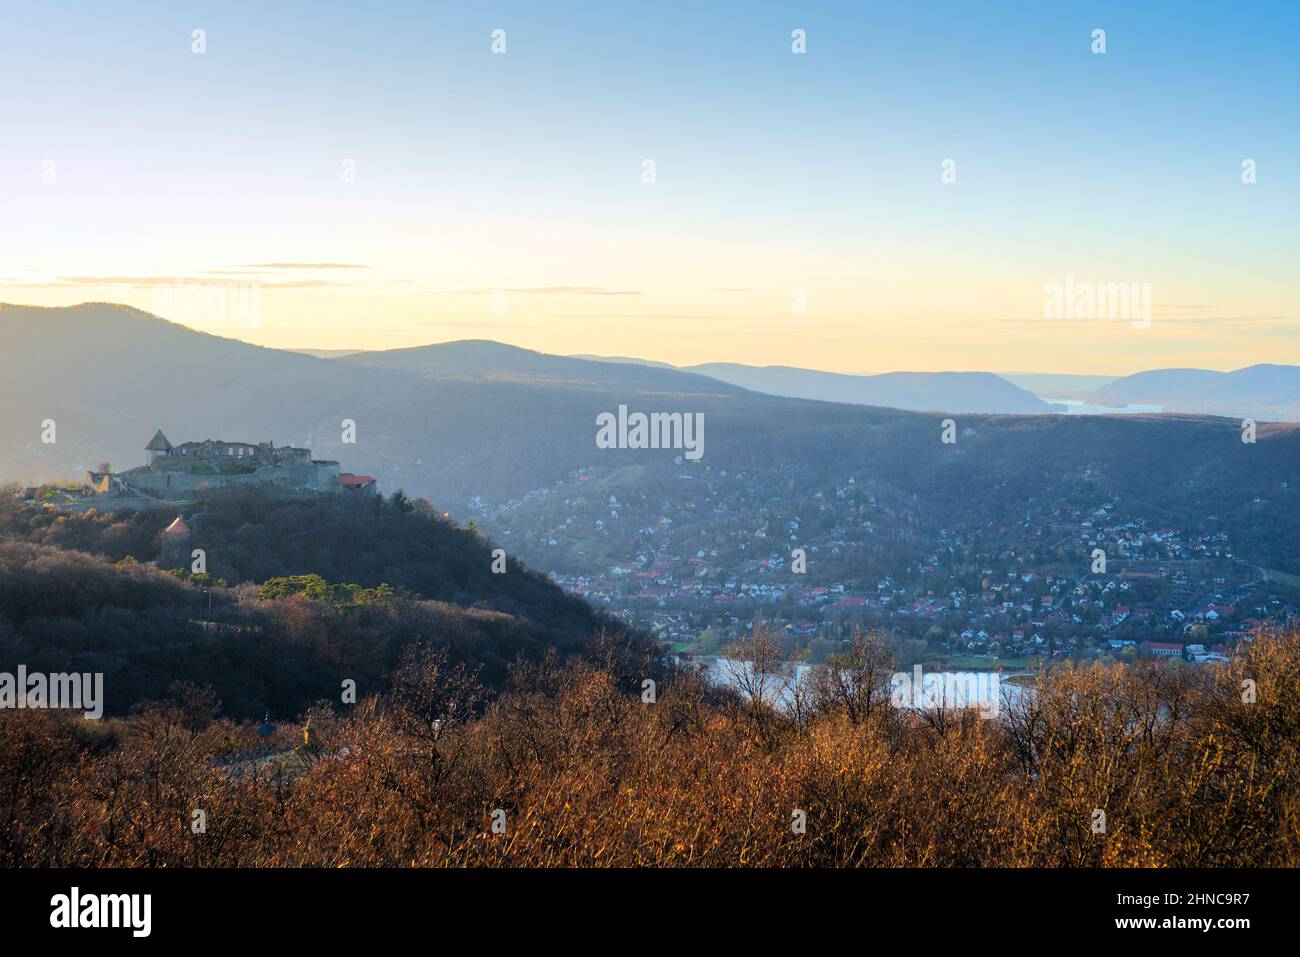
[{"x1": 2, "y1": 1, "x2": 1297, "y2": 372}]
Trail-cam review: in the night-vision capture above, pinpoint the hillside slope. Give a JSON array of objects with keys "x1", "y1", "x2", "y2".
[
  {"x1": 0, "y1": 490, "x2": 644, "y2": 716},
  {"x1": 685, "y1": 362, "x2": 1062, "y2": 413}
]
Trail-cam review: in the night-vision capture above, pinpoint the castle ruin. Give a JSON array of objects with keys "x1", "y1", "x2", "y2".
[{"x1": 86, "y1": 430, "x2": 376, "y2": 500}]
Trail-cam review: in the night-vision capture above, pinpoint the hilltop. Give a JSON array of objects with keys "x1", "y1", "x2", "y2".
[{"x1": 0, "y1": 488, "x2": 647, "y2": 717}]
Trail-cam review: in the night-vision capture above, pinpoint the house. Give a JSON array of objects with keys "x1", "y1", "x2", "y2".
[{"x1": 340, "y1": 473, "x2": 379, "y2": 495}]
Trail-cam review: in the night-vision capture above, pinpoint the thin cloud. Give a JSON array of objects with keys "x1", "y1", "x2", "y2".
[
  {"x1": 435, "y1": 286, "x2": 641, "y2": 296},
  {"x1": 13, "y1": 275, "x2": 368, "y2": 290},
  {"x1": 232, "y1": 263, "x2": 370, "y2": 270}
]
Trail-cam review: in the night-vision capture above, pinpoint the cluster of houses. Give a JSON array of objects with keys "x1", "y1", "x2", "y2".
[{"x1": 477, "y1": 462, "x2": 1295, "y2": 662}]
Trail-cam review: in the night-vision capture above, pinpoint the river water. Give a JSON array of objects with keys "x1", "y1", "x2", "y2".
[{"x1": 699, "y1": 657, "x2": 1032, "y2": 715}]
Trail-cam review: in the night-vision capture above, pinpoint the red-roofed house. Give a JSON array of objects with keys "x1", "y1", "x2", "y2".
[{"x1": 339, "y1": 473, "x2": 378, "y2": 495}]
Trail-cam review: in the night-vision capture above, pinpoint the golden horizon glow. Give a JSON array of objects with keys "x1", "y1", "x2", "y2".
[
  {"x1": 3, "y1": 5, "x2": 1297, "y2": 377},
  {"x1": 5, "y1": 276, "x2": 1295, "y2": 377}
]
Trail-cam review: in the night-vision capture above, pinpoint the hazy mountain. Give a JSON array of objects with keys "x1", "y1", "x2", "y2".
[
  {"x1": 0, "y1": 301, "x2": 424, "y2": 480},
  {"x1": 574, "y1": 353, "x2": 1066, "y2": 413},
  {"x1": 682, "y1": 362, "x2": 1064, "y2": 414},
  {"x1": 343, "y1": 340, "x2": 744, "y2": 395},
  {"x1": 1090, "y1": 365, "x2": 1300, "y2": 420},
  {"x1": 1091, "y1": 369, "x2": 1223, "y2": 402},
  {"x1": 3, "y1": 304, "x2": 1298, "y2": 577},
  {"x1": 0, "y1": 304, "x2": 744, "y2": 502}
]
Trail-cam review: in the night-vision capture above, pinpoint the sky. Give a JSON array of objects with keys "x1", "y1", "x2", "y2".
[{"x1": 2, "y1": 0, "x2": 1298, "y2": 374}]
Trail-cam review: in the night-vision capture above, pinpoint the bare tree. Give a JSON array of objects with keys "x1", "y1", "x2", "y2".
[
  {"x1": 722, "y1": 624, "x2": 794, "y2": 742},
  {"x1": 388, "y1": 642, "x2": 484, "y2": 784},
  {"x1": 808, "y1": 628, "x2": 897, "y2": 725}
]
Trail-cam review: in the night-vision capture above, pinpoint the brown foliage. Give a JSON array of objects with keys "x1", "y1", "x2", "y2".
[{"x1": 2, "y1": 630, "x2": 1297, "y2": 867}]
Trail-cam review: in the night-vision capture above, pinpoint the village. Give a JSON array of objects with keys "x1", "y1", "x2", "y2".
[{"x1": 475, "y1": 460, "x2": 1298, "y2": 669}]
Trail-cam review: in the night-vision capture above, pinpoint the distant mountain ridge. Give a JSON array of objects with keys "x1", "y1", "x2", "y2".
[
  {"x1": 342, "y1": 340, "x2": 744, "y2": 395},
  {"x1": 4, "y1": 302, "x2": 1300, "y2": 589},
  {"x1": 2, "y1": 306, "x2": 1298, "y2": 550},
  {"x1": 1089, "y1": 364, "x2": 1300, "y2": 420},
  {"x1": 0, "y1": 304, "x2": 762, "y2": 501},
  {"x1": 578, "y1": 352, "x2": 1300, "y2": 420},
  {"x1": 681, "y1": 362, "x2": 1064, "y2": 414},
  {"x1": 285, "y1": 339, "x2": 1300, "y2": 420},
  {"x1": 572, "y1": 353, "x2": 1062, "y2": 413},
  {"x1": 345, "y1": 342, "x2": 1058, "y2": 412}
]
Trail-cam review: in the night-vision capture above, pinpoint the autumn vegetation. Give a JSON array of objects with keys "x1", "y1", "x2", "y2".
[
  {"x1": 1, "y1": 489, "x2": 1294, "y2": 867},
  {"x1": 1, "y1": 626, "x2": 1295, "y2": 868},
  {"x1": 0, "y1": 490, "x2": 627, "y2": 715}
]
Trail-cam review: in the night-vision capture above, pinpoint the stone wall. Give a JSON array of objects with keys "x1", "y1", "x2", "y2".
[{"x1": 125, "y1": 461, "x2": 340, "y2": 498}]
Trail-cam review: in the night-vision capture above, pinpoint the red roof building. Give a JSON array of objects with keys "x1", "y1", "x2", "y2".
[{"x1": 339, "y1": 473, "x2": 378, "y2": 493}]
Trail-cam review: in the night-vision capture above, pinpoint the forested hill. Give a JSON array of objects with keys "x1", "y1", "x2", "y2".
[{"x1": 0, "y1": 488, "x2": 647, "y2": 717}]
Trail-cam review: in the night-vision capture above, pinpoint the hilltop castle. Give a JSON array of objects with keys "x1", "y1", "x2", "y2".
[{"x1": 86, "y1": 430, "x2": 377, "y2": 500}]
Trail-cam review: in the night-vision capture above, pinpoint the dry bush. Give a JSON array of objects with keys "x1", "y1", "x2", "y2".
[{"x1": 2, "y1": 631, "x2": 1297, "y2": 867}]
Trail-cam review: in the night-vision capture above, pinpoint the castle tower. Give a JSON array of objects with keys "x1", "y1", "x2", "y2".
[{"x1": 145, "y1": 429, "x2": 173, "y2": 465}]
